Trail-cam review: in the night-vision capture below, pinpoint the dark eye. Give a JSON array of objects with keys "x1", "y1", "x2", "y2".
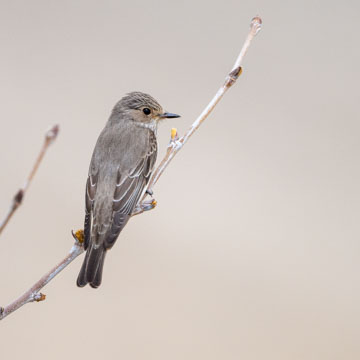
[{"x1": 143, "y1": 108, "x2": 151, "y2": 115}]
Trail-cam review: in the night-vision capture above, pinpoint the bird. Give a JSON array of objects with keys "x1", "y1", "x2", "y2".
[{"x1": 77, "y1": 92, "x2": 180, "y2": 288}]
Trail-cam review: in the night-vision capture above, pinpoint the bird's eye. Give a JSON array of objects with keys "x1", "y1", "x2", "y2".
[{"x1": 143, "y1": 108, "x2": 151, "y2": 115}]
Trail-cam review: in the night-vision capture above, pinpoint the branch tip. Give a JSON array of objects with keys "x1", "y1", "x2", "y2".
[
  {"x1": 138, "y1": 16, "x2": 260, "y2": 202},
  {"x1": 250, "y1": 16, "x2": 262, "y2": 35},
  {"x1": 45, "y1": 124, "x2": 60, "y2": 144},
  {"x1": 0, "y1": 123, "x2": 61, "y2": 236}
]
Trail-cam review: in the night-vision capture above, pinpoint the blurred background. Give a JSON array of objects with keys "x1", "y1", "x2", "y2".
[{"x1": 0, "y1": 0, "x2": 359, "y2": 359}]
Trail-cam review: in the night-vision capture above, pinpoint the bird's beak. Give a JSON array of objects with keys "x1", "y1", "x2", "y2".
[{"x1": 160, "y1": 112, "x2": 181, "y2": 119}]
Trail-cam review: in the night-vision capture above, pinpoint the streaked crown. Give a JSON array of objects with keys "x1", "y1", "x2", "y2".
[{"x1": 114, "y1": 92, "x2": 162, "y2": 113}]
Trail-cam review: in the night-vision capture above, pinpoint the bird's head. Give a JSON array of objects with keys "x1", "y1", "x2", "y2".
[{"x1": 112, "y1": 92, "x2": 180, "y2": 125}]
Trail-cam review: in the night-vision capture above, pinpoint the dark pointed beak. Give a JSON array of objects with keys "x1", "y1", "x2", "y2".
[{"x1": 160, "y1": 112, "x2": 181, "y2": 119}]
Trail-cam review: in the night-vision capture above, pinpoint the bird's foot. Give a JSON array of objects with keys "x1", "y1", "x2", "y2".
[{"x1": 131, "y1": 198, "x2": 157, "y2": 216}]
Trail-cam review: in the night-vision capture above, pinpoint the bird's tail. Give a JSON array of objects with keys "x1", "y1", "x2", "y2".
[{"x1": 77, "y1": 244, "x2": 106, "y2": 288}]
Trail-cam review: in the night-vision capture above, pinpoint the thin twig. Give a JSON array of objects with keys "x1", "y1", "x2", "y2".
[
  {"x1": 0, "y1": 124, "x2": 59, "y2": 235},
  {"x1": 0, "y1": 233, "x2": 84, "y2": 321},
  {"x1": 0, "y1": 16, "x2": 262, "y2": 321},
  {"x1": 135, "y1": 16, "x2": 262, "y2": 215}
]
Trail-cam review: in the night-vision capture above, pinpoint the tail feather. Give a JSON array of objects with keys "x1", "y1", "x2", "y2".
[
  {"x1": 89, "y1": 251, "x2": 106, "y2": 288},
  {"x1": 76, "y1": 244, "x2": 106, "y2": 288},
  {"x1": 76, "y1": 249, "x2": 89, "y2": 287}
]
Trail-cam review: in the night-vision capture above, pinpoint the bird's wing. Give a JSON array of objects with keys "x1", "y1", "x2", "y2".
[
  {"x1": 104, "y1": 130, "x2": 157, "y2": 249},
  {"x1": 84, "y1": 171, "x2": 98, "y2": 250}
]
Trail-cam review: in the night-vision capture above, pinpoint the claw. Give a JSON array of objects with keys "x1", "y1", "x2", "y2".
[
  {"x1": 132, "y1": 198, "x2": 158, "y2": 216},
  {"x1": 143, "y1": 199, "x2": 157, "y2": 211}
]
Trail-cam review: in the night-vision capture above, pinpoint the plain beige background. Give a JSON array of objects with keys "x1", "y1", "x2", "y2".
[{"x1": 0, "y1": 0, "x2": 359, "y2": 359}]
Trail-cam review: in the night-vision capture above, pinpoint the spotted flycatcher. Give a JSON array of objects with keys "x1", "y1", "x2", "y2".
[{"x1": 77, "y1": 92, "x2": 180, "y2": 288}]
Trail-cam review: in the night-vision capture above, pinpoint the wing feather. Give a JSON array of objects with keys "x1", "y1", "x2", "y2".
[
  {"x1": 104, "y1": 130, "x2": 157, "y2": 248},
  {"x1": 84, "y1": 172, "x2": 98, "y2": 249}
]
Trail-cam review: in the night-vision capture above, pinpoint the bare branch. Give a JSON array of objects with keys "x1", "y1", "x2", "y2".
[
  {"x1": 0, "y1": 124, "x2": 60, "y2": 235},
  {"x1": 0, "y1": 16, "x2": 262, "y2": 320},
  {"x1": 134, "y1": 16, "x2": 262, "y2": 215},
  {"x1": 0, "y1": 232, "x2": 84, "y2": 321}
]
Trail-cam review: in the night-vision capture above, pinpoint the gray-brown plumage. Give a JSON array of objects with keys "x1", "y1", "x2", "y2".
[{"x1": 77, "y1": 92, "x2": 180, "y2": 288}]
